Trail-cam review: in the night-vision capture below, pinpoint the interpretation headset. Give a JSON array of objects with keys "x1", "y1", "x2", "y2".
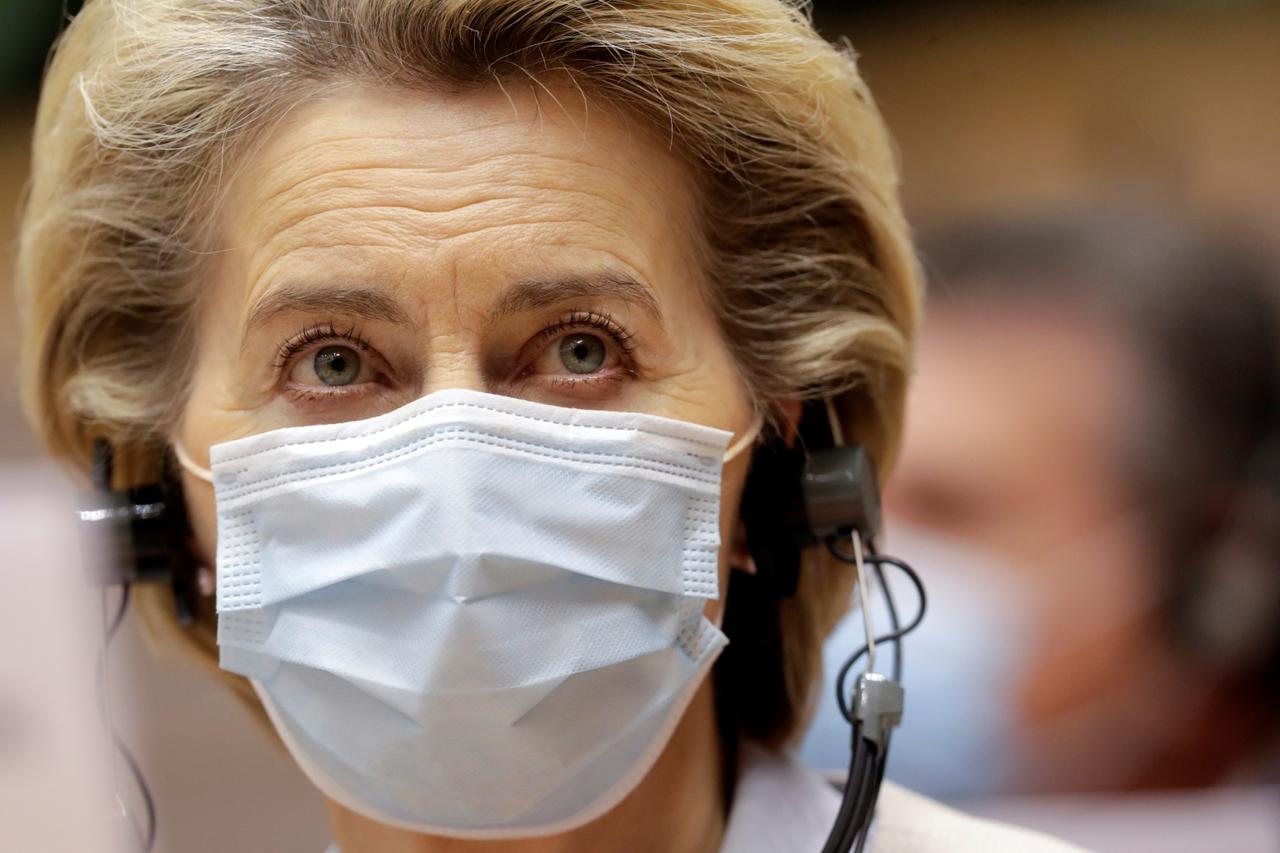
[
  {"x1": 79, "y1": 439, "x2": 201, "y2": 852},
  {"x1": 80, "y1": 398, "x2": 926, "y2": 853},
  {"x1": 82, "y1": 439, "x2": 200, "y2": 624},
  {"x1": 736, "y1": 397, "x2": 927, "y2": 853}
]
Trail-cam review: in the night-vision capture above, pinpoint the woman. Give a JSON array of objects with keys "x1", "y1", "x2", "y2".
[{"x1": 18, "y1": 1, "x2": 1083, "y2": 850}]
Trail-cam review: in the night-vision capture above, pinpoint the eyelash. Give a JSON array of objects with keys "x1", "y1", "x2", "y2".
[
  {"x1": 274, "y1": 321, "x2": 372, "y2": 374},
  {"x1": 531, "y1": 309, "x2": 637, "y2": 357}
]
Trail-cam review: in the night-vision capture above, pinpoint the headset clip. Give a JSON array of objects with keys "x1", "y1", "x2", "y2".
[{"x1": 850, "y1": 671, "x2": 904, "y2": 751}]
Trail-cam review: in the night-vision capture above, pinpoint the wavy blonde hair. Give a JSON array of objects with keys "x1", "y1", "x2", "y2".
[{"x1": 18, "y1": 0, "x2": 919, "y2": 747}]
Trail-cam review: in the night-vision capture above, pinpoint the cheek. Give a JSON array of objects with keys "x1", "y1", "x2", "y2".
[
  {"x1": 181, "y1": 470, "x2": 217, "y2": 567},
  {"x1": 174, "y1": 396, "x2": 262, "y2": 570}
]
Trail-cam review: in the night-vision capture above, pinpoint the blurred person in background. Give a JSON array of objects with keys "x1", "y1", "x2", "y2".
[{"x1": 802, "y1": 210, "x2": 1280, "y2": 813}]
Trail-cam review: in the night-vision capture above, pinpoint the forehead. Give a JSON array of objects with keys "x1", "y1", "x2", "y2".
[{"x1": 215, "y1": 80, "x2": 703, "y2": 316}]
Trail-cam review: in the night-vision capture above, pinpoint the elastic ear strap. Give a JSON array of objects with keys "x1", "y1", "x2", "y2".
[
  {"x1": 722, "y1": 411, "x2": 765, "y2": 464},
  {"x1": 173, "y1": 441, "x2": 213, "y2": 484}
]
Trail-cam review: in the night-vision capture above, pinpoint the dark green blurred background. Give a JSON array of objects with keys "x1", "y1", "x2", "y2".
[
  {"x1": 1, "y1": 1, "x2": 1271, "y2": 94},
  {"x1": 0, "y1": 0, "x2": 80, "y2": 95}
]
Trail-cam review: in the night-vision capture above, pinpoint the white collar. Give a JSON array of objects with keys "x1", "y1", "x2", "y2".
[{"x1": 719, "y1": 741, "x2": 843, "y2": 853}]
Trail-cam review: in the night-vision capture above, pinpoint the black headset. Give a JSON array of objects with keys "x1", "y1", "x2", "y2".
[
  {"x1": 737, "y1": 398, "x2": 927, "y2": 853},
  {"x1": 82, "y1": 439, "x2": 199, "y2": 624},
  {"x1": 82, "y1": 399, "x2": 926, "y2": 853},
  {"x1": 80, "y1": 439, "x2": 202, "y2": 852}
]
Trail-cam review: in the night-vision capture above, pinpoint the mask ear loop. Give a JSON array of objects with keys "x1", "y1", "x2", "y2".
[
  {"x1": 722, "y1": 410, "x2": 764, "y2": 464},
  {"x1": 710, "y1": 410, "x2": 764, "y2": 631},
  {"x1": 172, "y1": 441, "x2": 213, "y2": 484}
]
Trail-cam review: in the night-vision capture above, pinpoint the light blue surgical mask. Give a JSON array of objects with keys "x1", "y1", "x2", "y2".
[
  {"x1": 797, "y1": 526, "x2": 1036, "y2": 800},
  {"x1": 179, "y1": 387, "x2": 760, "y2": 839}
]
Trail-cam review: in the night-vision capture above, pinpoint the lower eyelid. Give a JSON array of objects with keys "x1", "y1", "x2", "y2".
[
  {"x1": 282, "y1": 381, "x2": 371, "y2": 400},
  {"x1": 280, "y1": 380, "x2": 398, "y2": 411},
  {"x1": 542, "y1": 367, "x2": 632, "y2": 388}
]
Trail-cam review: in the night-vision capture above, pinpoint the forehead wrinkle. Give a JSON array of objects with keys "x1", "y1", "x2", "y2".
[
  {"x1": 260, "y1": 206, "x2": 634, "y2": 260},
  {"x1": 236, "y1": 160, "x2": 644, "y2": 274},
  {"x1": 222, "y1": 84, "x2": 703, "y2": 346},
  {"x1": 253, "y1": 154, "x2": 643, "y2": 219},
  {"x1": 229, "y1": 108, "x2": 687, "y2": 272},
  {"x1": 238, "y1": 200, "x2": 653, "y2": 321},
  {"x1": 249, "y1": 193, "x2": 642, "y2": 274},
  {"x1": 236, "y1": 110, "x2": 533, "y2": 200},
  {"x1": 237, "y1": 100, "x2": 639, "y2": 214},
  {"x1": 245, "y1": 143, "x2": 498, "y2": 217}
]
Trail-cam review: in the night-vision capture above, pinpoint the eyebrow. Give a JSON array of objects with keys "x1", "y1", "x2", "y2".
[
  {"x1": 490, "y1": 272, "x2": 664, "y2": 325},
  {"x1": 246, "y1": 284, "x2": 413, "y2": 330}
]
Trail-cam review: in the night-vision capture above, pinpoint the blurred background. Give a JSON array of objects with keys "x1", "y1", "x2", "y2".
[{"x1": 1, "y1": 2, "x2": 1277, "y2": 852}]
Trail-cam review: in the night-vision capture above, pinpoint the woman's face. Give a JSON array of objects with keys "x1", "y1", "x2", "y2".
[{"x1": 178, "y1": 80, "x2": 755, "y2": 613}]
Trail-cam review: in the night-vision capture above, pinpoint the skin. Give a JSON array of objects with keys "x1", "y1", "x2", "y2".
[
  {"x1": 177, "y1": 80, "x2": 764, "y2": 852},
  {"x1": 883, "y1": 300, "x2": 1217, "y2": 792}
]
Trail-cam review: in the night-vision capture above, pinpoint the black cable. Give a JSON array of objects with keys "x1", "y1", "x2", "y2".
[
  {"x1": 106, "y1": 581, "x2": 131, "y2": 642},
  {"x1": 847, "y1": 769, "x2": 877, "y2": 852},
  {"x1": 99, "y1": 582, "x2": 158, "y2": 853},
  {"x1": 840, "y1": 742, "x2": 878, "y2": 853},
  {"x1": 823, "y1": 537, "x2": 923, "y2": 851},
  {"x1": 113, "y1": 733, "x2": 157, "y2": 851},
  {"x1": 851, "y1": 762, "x2": 884, "y2": 853},
  {"x1": 96, "y1": 585, "x2": 130, "y2": 721},
  {"x1": 821, "y1": 725, "x2": 870, "y2": 853},
  {"x1": 829, "y1": 550, "x2": 927, "y2": 724},
  {"x1": 852, "y1": 733, "x2": 893, "y2": 853}
]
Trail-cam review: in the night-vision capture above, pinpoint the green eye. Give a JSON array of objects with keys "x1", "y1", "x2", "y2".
[
  {"x1": 558, "y1": 334, "x2": 607, "y2": 374},
  {"x1": 313, "y1": 345, "x2": 361, "y2": 386}
]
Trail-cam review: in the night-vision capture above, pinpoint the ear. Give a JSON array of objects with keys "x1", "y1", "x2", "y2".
[{"x1": 728, "y1": 517, "x2": 757, "y2": 575}]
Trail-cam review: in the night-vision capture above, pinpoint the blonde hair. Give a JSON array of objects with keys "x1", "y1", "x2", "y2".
[{"x1": 18, "y1": 0, "x2": 920, "y2": 747}]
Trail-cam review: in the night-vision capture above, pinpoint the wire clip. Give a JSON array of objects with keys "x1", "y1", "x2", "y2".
[{"x1": 851, "y1": 672, "x2": 904, "y2": 751}]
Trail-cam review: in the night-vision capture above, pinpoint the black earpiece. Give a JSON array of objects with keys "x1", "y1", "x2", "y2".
[
  {"x1": 79, "y1": 439, "x2": 199, "y2": 625},
  {"x1": 739, "y1": 399, "x2": 881, "y2": 597}
]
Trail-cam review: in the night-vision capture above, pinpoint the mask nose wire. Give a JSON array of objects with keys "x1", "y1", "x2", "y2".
[
  {"x1": 177, "y1": 407, "x2": 765, "y2": 482},
  {"x1": 721, "y1": 410, "x2": 764, "y2": 464},
  {"x1": 173, "y1": 441, "x2": 214, "y2": 484}
]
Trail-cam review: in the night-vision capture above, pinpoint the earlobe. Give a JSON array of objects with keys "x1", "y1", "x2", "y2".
[{"x1": 728, "y1": 518, "x2": 758, "y2": 575}]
